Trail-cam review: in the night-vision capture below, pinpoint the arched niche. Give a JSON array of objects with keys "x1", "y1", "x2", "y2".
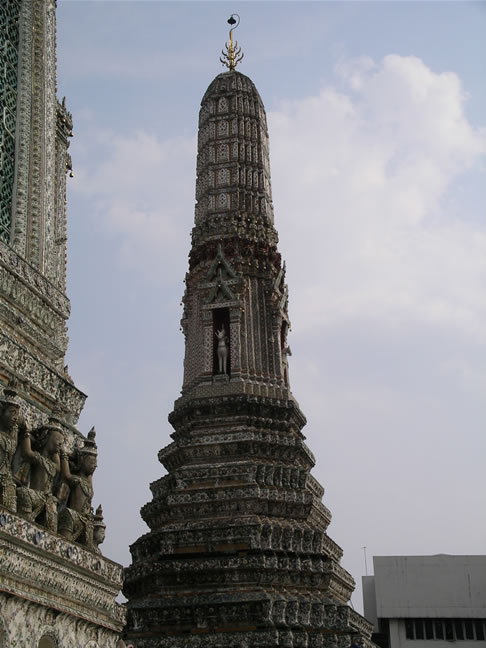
[{"x1": 38, "y1": 636, "x2": 57, "y2": 648}]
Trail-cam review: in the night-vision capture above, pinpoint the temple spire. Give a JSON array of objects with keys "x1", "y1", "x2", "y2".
[
  {"x1": 125, "y1": 54, "x2": 374, "y2": 648},
  {"x1": 220, "y1": 14, "x2": 244, "y2": 71}
]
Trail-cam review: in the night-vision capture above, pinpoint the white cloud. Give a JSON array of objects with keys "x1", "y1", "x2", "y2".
[
  {"x1": 71, "y1": 128, "x2": 195, "y2": 279},
  {"x1": 268, "y1": 54, "x2": 486, "y2": 341}
]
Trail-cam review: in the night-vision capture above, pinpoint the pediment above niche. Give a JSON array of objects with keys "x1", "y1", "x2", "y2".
[
  {"x1": 205, "y1": 244, "x2": 237, "y2": 282},
  {"x1": 206, "y1": 276, "x2": 236, "y2": 304},
  {"x1": 203, "y1": 244, "x2": 239, "y2": 304}
]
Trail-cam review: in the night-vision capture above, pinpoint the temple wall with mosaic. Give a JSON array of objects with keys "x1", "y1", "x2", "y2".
[{"x1": 0, "y1": 1, "x2": 124, "y2": 645}]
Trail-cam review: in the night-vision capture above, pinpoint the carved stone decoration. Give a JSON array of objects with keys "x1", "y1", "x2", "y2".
[
  {"x1": 58, "y1": 427, "x2": 98, "y2": 548},
  {"x1": 93, "y1": 504, "x2": 106, "y2": 553},
  {"x1": 0, "y1": 0, "x2": 21, "y2": 245},
  {"x1": 203, "y1": 245, "x2": 240, "y2": 306},
  {"x1": 124, "y1": 70, "x2": 374, "y2": 647},
  {"x1": 50, "y1": 97, "x2": 73, "y2": 293},
  {"x1": 16, "y1": 415, "x2": 64, "y2": 532},
  {"x1": 0, "y1": 558, "x2": 124, "y2": 644},
  {"x1": 0, "y1": 379, "x2": 21, "y2": 511}
]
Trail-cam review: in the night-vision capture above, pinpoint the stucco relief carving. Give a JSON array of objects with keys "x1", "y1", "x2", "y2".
[
  {"x1": 16, "y1": 417, "x2": 64, "y2": 531},
  {"x1": 0, "y1": 543, "x2": 118, "y2": 619},
  {"x1": 58, "y1": 428, "x2": 98, "y2": 549},
  {"x1": 0, "y1": 302, "x2": 63, "y2": 364},
  {"x1": 0, "y1": 263, "x2": 67, "y2": 353},
  {"x1": 11, "y1": 0, "x2": 32, "y2": 253},
  {"x1": 27, "y1": 0, "x2": 45, "y2": 269},
  {"x1": 0, "y1": 332, "x2": 86, "y2": 420},
  {"x1": 0, "y1": 401, "x2": 105, "y2": 555},
  {"x1": 0, "y1": 593, "x2": 122, "y2": 647},
  {"x1": 0, "y1": 241, "x2": 71, "y2": 317},
  {"x1": 0, "y1": 380, "x2": 19, "y2": 511},
  {"x1": 51, "y1": 98, "x2": 73, "y2": 293},
  {"x1": 42, "y1": 0, "x2": 57, "y2": 282},
  {"x1": 0, "y1": 509, "x2": 123, "y2": 584}
]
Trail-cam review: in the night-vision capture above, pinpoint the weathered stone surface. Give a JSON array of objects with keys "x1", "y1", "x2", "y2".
[
  {"x1": 124, "y1": 68, "x2": 373, "y2": 647},
  {"x1": 0, "y1": 592, "x2": 122, "y2": 647},
  {"x1": 0, "y1": 509, "x2": 123, "y2": 629}
]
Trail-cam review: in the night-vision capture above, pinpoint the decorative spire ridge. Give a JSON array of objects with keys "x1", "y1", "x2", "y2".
[
  {"x1": 82, "y1": 426, "x2": 98, "y2": 456},
  {"x1": 220, "y1": 14, "x2": 244, "y2": 71}
]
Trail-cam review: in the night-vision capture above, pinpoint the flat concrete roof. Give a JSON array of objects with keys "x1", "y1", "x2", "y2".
[{"x1": 369, "y1": 555, "x2": 486, "y2": 619}]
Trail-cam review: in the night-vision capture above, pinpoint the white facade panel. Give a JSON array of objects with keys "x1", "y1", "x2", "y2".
[{"x1": 373, "y1": 555, "x2": 486, "y2": 618}]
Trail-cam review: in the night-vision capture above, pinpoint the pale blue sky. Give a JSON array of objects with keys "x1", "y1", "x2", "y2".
[{"x1": 57, "y1": 1, "x2": 485, "y2": 612}]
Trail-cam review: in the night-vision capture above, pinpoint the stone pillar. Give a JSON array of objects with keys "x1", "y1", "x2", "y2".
[{"x1": 229, "y1": 305, "x2": 241, "y2": 380}]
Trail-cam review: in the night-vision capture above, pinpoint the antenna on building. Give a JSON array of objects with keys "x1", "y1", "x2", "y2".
[
  {"x1": 220, "y1": 14, "x2": 244, "y2": 71},
  {"x1": 362, "y1": 546, "x2": 368, "y2": 576}
]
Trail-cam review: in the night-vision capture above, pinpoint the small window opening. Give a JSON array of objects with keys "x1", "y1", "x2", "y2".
[
  {"x1": 414, "y1": 620, "x2": 424, "y2": 640},
  {"x1": 465, "y1": 621, "x2": 474, "y2": 640},
  {"x1": 454, "y1": 620, "x2": 464, "y2": 640},
  {"x1": 434, "y1": 621, "x2": 444, "y2": 640},
  {"x1": 444, "y1": 620, "x2": 454, "y2": 641},
  {"x1": 405, "y1": 620, "x2": 414, "y2": 640},
  {"x1": 475, "y1": 621, "x2": 484, "y2": 640}
]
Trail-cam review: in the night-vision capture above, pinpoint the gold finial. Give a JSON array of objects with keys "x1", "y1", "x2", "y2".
[{"x1": 220, "y1": 14, "x2": 244, "y2": 71}]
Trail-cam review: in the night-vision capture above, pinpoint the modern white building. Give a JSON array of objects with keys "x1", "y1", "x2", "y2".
[{"x1": 363, "y1": 555, "x2": 486, "y2": 648}]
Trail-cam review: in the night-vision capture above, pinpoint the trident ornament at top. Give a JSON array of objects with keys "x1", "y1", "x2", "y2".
[{"x1": 220, "y1": 14, "x2": 244, "y2": 71}]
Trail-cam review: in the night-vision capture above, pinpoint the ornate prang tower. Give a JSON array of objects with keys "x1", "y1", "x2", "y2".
[
  {"x1": 125, "y1": 17, "x2": 373, "y2": 648},
  {"x1": 0, "y1": 1, "x2": 124, "y2": 645}
]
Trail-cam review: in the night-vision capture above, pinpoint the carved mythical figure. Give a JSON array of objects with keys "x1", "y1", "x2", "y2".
[
  {"x1": 58, "y1": 427, "x2": 97, "y2": 548},
  {"x1": 16, "y1": 416, "x2": 64, "y2": 531},
  {"x1": 282, "y1": 345, "x2": 291, "y2": 386},
  {"x1": 215, "y1": 325, "x2": 229, "y2": 374},
  {"x1": 0, "y1": 380, "x2": 21, "y2": 511},
  {"x1": 93, "y1": 504, "x2": 106, "y2": 553}
]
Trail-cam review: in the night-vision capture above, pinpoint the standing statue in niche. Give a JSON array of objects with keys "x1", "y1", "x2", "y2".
[
  {"x1": 93, "y1": 504, "x2": 106, "y2": 553},
  {"x1": 16, "y1": 416, "x2": 64, "y2": 532},
  {"x1": 215, "y1": 325, "x2": 229, "y2": 374},
  {"x1": 0, "y1": 380, "x2": 21, "y2": 511},
  {"x1": 58, "y1": 427, "x2": 97, "y2": 549},
  {"x1": 282, "y1": 345, "x2": 292, "y2": 386}
]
